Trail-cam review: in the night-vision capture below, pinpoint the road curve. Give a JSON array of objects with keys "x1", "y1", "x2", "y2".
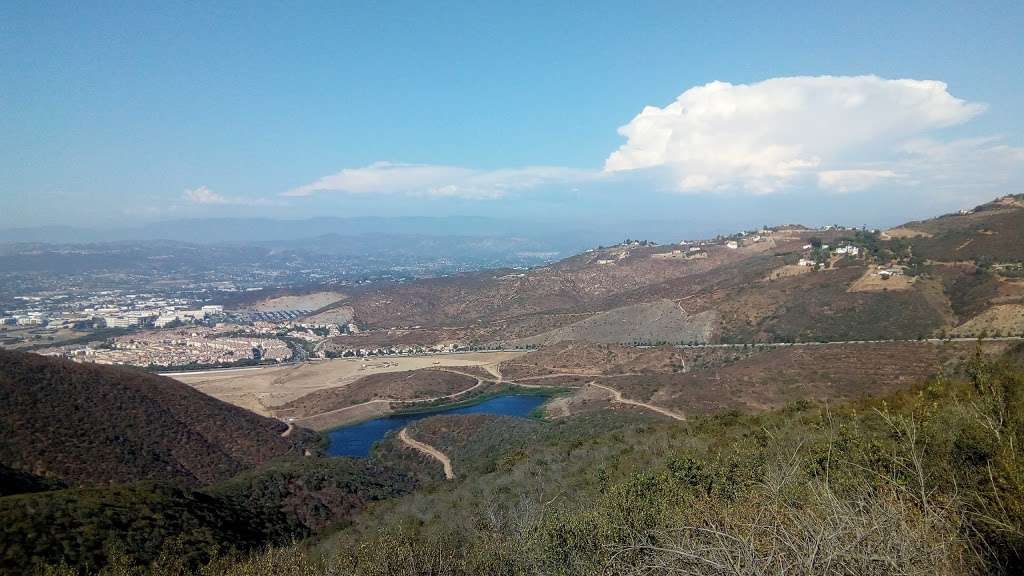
[
  {"x1": 399, "y1": 427, "x2": 454, "y2": 480},
  {"x1": 589, "y1": 381, "x2": 687, "y2": 421},
  {"x1": 294, "y1": 378, "x2": 488, "y2": 423}
]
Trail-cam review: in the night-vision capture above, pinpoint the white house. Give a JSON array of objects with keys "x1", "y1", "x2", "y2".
[{"x1": 725, "y1": 241, "x2": 739, "y2": 249}]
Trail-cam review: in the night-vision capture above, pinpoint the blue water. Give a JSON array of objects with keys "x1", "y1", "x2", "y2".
[{"x1": 325, "y1": 394, "x2": 548, "y2": 457}]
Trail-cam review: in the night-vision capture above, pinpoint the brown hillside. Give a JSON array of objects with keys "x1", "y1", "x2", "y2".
[
  {"x1": 0, "y1": 350, "x2": 309, "y2": 487},
  {"x1": 294, "y1": 199, "x2": 1020, "y2": 346},
  {"x1": 601, "y1": 341, "x2": 994, "y2": 415},
  {"x1": 892, "y1": 197, "x2": 1024, "y2": 262},
  {"x1": 326, "y1": 240, "x2": 798, "y2": 331}
]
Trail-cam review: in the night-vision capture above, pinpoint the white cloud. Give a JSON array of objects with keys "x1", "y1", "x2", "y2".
[
  {"x1": 895, "y1": 137, "x2": 1024, "y2": 199},
  {"x1": 284, "y1": 161, "x2": 597, "y2": 199},
  {"x1": 183, "y1": 186, "x2": 282, "y2": 206},
  {"x1": 285, "y1": 76, "x2": 1021, "y2": 202},
  {"x1": 604, "y1": 75, "x2": 987, "y2": 193},
  {"x1": 816, "y1": 169, "x2": 900, "y2": 193},
  {"x1": 183, "y1": 186, "x2": 228, "y2": 204}
]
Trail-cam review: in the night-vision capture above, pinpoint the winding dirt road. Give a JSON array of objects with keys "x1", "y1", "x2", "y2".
[
  {"x1": 293, "y1": 377, "x2": 489, "y2": 425},
  {"x1": 295, "y1": 366, "x2": 651, "y2": 428},
  {"x1": 399, "y1": 427, "x2": 454, "y2": 480},
  {"x1": 589, "y1": 381, "x2": 687, "y2": 421}
]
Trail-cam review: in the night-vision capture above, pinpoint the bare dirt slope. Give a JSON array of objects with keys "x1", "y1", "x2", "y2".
[
  {"x1": 953, "y1": 304, "x2": 1024, "y2": 337},
  {"x1": 512, "y1": 300, "x2": 717, "y2": 346},
  {"x1": 238, "y1": 291, "x2": 347, "y2": 312}
]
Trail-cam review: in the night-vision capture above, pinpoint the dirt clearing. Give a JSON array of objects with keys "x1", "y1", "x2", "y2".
[
  {"x1": 848, "y1": 267, "x2": 916, "y2": 292},
  {"x1": 169, "y1": 351, "x2": 525, "y2": 415}
]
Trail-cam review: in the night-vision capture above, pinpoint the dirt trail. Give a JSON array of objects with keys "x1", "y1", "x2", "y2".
[
  {"x1": 513, "y1": 381, "x2": 585, "y2": 389},
  {"x1": 437, "y1": 368, "x2": 500, "y2": 382},
  {"x1": 483, "y1": 363, "x2": 503, "y2": 381},
  {"x1": 296, "y1": 367, "x2": 666, "y2": 427},
  {"x1": 399, "y1": 427, "x2": 454, "y2": 480},
  {"x1": 589, "y1": 381, "x2": 687, "y2": 421},
  {"x1": 437, "y1": 367, "x2": 637, "y2": 386},
  {"x1": 295, "y1": 378, "x2": 487, "y2": 423}
]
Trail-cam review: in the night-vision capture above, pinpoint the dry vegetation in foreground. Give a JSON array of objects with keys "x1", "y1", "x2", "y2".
[{"x1": 42, "y1": 345, "x2": 1024, "y2": 575}]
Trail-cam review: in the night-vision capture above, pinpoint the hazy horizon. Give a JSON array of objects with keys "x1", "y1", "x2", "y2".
[{"x1": 0, "y1": 194, "x2": 973, "y2": 247}]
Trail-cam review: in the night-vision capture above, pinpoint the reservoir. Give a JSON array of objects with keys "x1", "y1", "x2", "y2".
[{"x1": 325, "y1": 394, "x2": 548, "y2": 457}]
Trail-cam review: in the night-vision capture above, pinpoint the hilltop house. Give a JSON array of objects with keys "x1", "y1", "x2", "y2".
[{"x1": 876, "y1": 266, "x2": 905, "y2": 279}]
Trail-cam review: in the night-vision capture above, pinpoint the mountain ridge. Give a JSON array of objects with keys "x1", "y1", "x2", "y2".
[{"x1": 0, "y1": 350, "x2": 314, "y2": 487}]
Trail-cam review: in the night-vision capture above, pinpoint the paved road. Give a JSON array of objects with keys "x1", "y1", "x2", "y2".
[
  {"x1": 666, "y1": 336, "x2": 1024, "y2": 350},
  {"x1": 159, "y1": 348, "x2": 525, "y2": 377}
]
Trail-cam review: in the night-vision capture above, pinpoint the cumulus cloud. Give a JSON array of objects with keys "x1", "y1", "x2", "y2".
[
  {"x1": 285, "y1": 76, "x2": 1021, "y2": 202},
  {"x1": 604, "y1": 75, "x2": 988, "y2": 193},
  {"x1": 284, "y1": 161, "x2": 597, "y2": 199}
]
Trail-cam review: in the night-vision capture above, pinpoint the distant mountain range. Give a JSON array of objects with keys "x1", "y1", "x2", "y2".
[{"x1": 0, "y1": 215, "x2": 754, "y2": 248}]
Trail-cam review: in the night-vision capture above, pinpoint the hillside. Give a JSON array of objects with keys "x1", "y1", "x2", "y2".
[
  {"x1": 0, "y1": 483, "x2": 264, "y2": 572},
  {"x1": 301, "y1": 198, "x2": 1023, "y2": 348},
  {"x1": 7, "y1": 198, "x2": 1024, "y2": 575},
  {"x1": 512, "y1": 300, "x2": 717, "y2": 346},
  {"x1": 0, "y1": 456, "x2": 417, "y2": 572},
  {"x1": 888, "y1": 195, "x2": 1024, "y2": 262},
  {"x1": 0, "y1": 350, "x2": 312, "y2": 487},
  {"x1": 84, "y1": 344, "x2": 1024, "y2": 575}
]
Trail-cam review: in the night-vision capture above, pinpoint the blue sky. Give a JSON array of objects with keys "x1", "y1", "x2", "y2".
[{"x1": 2, "y1": 1, "x2": 1023, "y2": 234}]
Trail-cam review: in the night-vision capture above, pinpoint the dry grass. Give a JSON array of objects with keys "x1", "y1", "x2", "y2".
[
  {"x1": 953, "y1": 304, "x2": 1024, "y2": 337},
  {"x1": 848, "y1": 266, "x2": 917, "y2": 292},
  {"x1": 170, "y1": 351, "x2": 524, "y2": 414}
]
